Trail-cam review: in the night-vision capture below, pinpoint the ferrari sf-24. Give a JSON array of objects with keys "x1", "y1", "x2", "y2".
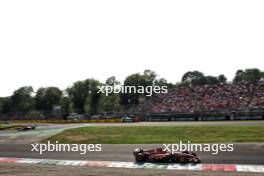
[{"x1": 133, "y1": 147, "x2": 201, "y2": 163}]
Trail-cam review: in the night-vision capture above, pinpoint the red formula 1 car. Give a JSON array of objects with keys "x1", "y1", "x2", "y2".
[{"x1": 133, "y1": 148, "x2": 201, "y2": 163}]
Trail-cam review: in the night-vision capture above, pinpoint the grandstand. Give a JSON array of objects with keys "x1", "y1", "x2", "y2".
[{"x1": 132, "y1": 82, "x2": 264, "y2": 121}]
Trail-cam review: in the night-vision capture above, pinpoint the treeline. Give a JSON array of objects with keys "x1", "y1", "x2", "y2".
[{"x1": 0, "y1": 68, "x2": 263, "y2": 118}]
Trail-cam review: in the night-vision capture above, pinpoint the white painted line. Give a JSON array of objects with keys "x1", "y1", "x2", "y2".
[
  {"x1": 167, "y1": 164, "x2": 202, "y2": 171},
  {"x1": 236, "y1": 164, "x2": 264, "y2": 173}
]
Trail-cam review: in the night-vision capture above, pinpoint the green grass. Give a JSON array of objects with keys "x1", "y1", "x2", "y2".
[
  {"x1": 0, "y1": 124, "x2": 23, "y2": 130},
  {"x1": 45, "y1": 126, "x2": 264, "y2": 144}
]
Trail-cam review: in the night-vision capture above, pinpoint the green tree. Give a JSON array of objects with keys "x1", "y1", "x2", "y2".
[
  {"x1": 120, "y1": 73, "x2": 145, "y2": 107},
  {"x1": 143, "y1": 70, "x2": 157, "y2": 86},
  {"x1": 67, "y1": 79, "x2": 101, "y2": 114},
  {"x1": 155, "y1": 78, "x2": 174, "y2": 89},
  {"x1": 181, "y1": 71, "x2": 205, "y2": 86},
  {"x1": 101, "y1": 76, "x2": 121, "y2": 113},
  {"x1": 243, "y1": 68, "x2": 262, "y2": 83},
  {"x1": 120, "y1": 70, "x2": 159, "y2": 108},
  {"x1": 233, "y1": 68, "x2": 262, "y2": 83},
  {"x1": 10, "y1": 86, "x2": 34, "y2": 115},
  {"x1": 105, "y1": 76, "x2": 120, "y2": 86},
  {"x1": 35, "y1": 87, "x2": 62, "y2": 112},
  {"x1": 233, "y1": 69, "x2": 244, "y2": 83},
  {"x1": 181, "y1": 71, "x2": 204, "y2": 82},
  {"x1": 0, "y1": 97, "x2": 11, "y2": 115},
  {"x1": 61, "y1": 97, "x2": 71, "y2": 117},
  {"x1": 204, "y1": 76, "x2": 220, "y2": 85},
  {"x1": 85, "y1": 79, "x2": 102, "y2": 115},
  {"x1": 181, "y1": 71, "x2": 228, "y2": 86},
  {"x1": 218, "y1": 74, "x2": 227, "y2": 83},
  {"x1": 67, "y1": 81, "x2": 87, "y2": 114}
]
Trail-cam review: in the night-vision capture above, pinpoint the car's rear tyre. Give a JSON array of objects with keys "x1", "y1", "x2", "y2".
[{"x1": 135, "y1": 154, "x2": 145, "y2": 162}]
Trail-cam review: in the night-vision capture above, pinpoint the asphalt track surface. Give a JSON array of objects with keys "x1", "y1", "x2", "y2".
[
  {"x1": 0, "y1": 143, "x2": 264, "y2": 165},
  {"x1": 0, "y1": 121, "x2": 263, "y2": 165}
]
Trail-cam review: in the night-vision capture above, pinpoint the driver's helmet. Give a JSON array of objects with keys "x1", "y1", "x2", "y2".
[{"x1": 134, "y1": 148, "x2": 143, "y2": 153}]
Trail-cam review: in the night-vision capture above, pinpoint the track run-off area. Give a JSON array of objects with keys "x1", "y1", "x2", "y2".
[{"x1": 0, "y1": 120, "x2": 264, "y2": 175}]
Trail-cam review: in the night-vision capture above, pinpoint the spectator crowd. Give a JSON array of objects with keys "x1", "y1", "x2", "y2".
[{"x1": 135, "y1": 82, "x2": 264, "y2": 114}]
